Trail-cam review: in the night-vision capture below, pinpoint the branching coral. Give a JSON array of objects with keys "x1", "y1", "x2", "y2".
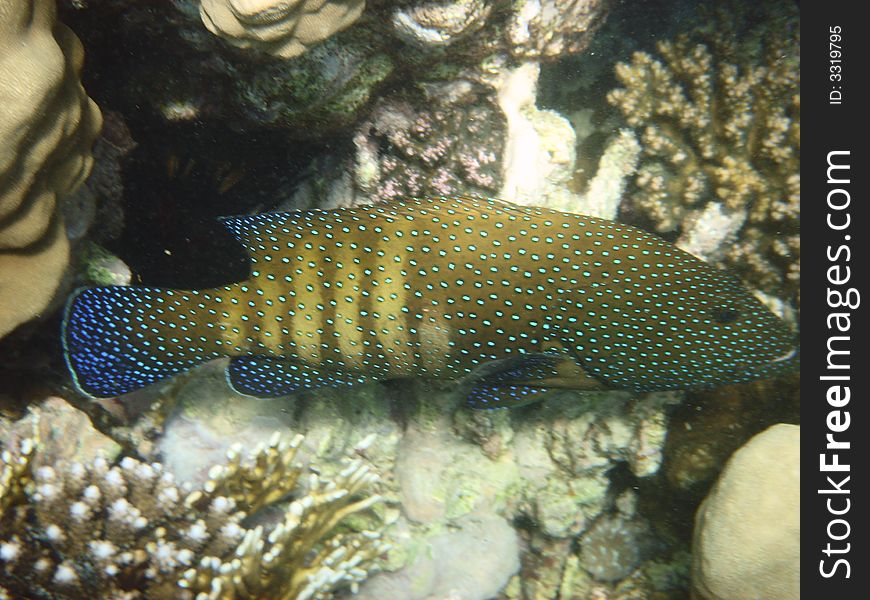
[
  {"x1": 0, "y1": 426, "x2": 386, "y2": 599},
  {"x1": 607, "y1": 3, "x2": 799, "y2": 307}
]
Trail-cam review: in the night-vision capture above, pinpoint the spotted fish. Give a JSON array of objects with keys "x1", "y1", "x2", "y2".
[{"x1": 63, "y1": 196, "x2": 798, "y2": 407}]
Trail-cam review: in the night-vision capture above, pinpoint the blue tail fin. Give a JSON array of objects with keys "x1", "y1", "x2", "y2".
[{"x1": 62, "y1": 286, "x2": 222, "y2": 398}]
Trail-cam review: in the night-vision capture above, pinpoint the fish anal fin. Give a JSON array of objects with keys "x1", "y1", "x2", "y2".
[
  {"x1": 227, "y1": 356, "x2": 368, "y2": 398},
  {"x1": 467, "y1": 384, "x2": 554, "y2": 409}
]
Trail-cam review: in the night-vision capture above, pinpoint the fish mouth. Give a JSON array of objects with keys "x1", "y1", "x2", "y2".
[{"x1": 755, "y1": 345, "x2": 800, "y2": 377}]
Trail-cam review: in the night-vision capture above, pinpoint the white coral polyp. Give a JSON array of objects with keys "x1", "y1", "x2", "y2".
[
  {"x1": 82, "y1": 484, "x2": 101, "y2": 503},
  {"x1": 53, "y1": 562, "x2": 78, "y2": 585},
  {"x1": 185, "y1": 520, "x2": 209, "y2": 544},
  {"x1": 45, "y1": 524, "x2": 65, "y2": 542},
  {"x1": 69, "y1": 501, "x2": 91, "y2": 521},
  {"x1": 0, "y1": 541, "x2": 21, "y2": 563},
  {"x1": 89, "y1": 539, "x2": 118, "y2": 561}
]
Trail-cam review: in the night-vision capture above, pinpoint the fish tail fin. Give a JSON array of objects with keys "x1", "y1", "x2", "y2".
[{"x1": 62, "y1": 286, "x2": 221, "y2": 398}]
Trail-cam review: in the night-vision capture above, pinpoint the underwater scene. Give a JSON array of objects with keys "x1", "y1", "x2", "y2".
[{"x1": 1, "y1": 0, "x2": 799, "y2": 598}]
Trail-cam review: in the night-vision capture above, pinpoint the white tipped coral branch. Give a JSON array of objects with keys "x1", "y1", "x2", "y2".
[
  {"x1": 181, "y1": 455, "x2": 388, "y2": 600},
  {"x1": 1, "y1": 430, "x2": 385, "y2": 599}
]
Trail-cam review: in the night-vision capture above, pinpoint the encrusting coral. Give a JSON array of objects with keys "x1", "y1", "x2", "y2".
[
  {"x1": 0, "y1": 423, "x2": 387, "y2": 599},
  {"x1": 607, "y1": 3, "x2": 799, "y2": 308},
  {"x1": 0, "y1": 0, "x2": 102, "y2": 338}
]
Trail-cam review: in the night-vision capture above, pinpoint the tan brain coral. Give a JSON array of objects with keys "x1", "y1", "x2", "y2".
[
  {"x1": 200, "y1": 0, "x2": 366, "y2": 58},
  {"x1": 0, "y1": 0, "x2": 102, "y2": 338}
]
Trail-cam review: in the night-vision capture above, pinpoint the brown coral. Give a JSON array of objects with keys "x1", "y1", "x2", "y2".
[
  {"x1": 607, "y1": 3, "x2": 799, "y2": 307},
  {"x1": 0, "y1": 415, "x2": 386, "y2": 599},
  {"x1": 0, "y1": 0, "x2": 102, "y2": 338},
  {"x1": 199, "y1": 0, "x2": 366, "y2": 58}
]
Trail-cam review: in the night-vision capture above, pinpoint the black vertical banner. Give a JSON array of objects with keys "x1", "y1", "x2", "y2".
[{"x1": 804, "y1": 2, "x2": 867, "y2": 597}]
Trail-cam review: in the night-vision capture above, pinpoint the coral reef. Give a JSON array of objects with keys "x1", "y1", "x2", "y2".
[
  {"x1": 661, "y1": 375, "x2": 799, "y2": 497},
  {"x1": 0, "y1": 398, "x2": 387, "y2": 599},
  {"x1": 391, "y1": 0, "x2": 492, "y2": 48},
  {"x1": 68, "y1": 0, "x2": 609, "y2": 135},
  {"x1": 692, "y1": 424, "x2": 799, "y2": 600},
  {"x1": 578, "y1": 129, "x2": 641, "y2": 221},
  {"x1": 147, "y1": 365, "x2": 682, "y2": 599},
  {"x1": 496, "y1": 61, "x2": 582, "y2": 211},
  {"x1": 230, "y1": 27, "x2": 395, "y2": 132},
  {"x1": 48, "y1": 0, "x2": 613, "y2": 245},
  {"x1": 607, "y1": 3, "x2": 800, "y2": 308},
  {"x1": 200, "y1": 0, "x2": 366, "y2": 58},
  {"x1": 503, "y1": 508, "x2": 685, "y2": 600},
  {"x1": 389, "y1": 0, "x2": 607, "y2": 60},
  {"x1": 505, "y1": 0, "x2": 607, "y2": 59},
  {"x1": 0, "y1": 0, "x2": 101, "y2": 338},
  {"x1": 0, "y1": 1, "x2": 807, "y2": 598},
  {"x1": 62, "y1": 111, "x2": 136, "y2": 245},
  {"x1": 0, "y1": 397, "x2": 121, "y2": 468},
  {"x1": 347, "y1": 80, "x2": 505, "y2": 205}
]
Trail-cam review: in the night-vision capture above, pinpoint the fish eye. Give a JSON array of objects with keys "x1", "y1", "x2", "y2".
[{"x1": 711, "y1": 307, "x2": 739, "y2": 324}]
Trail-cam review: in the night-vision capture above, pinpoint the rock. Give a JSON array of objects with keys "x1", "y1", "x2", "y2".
[
  {"x1": 691, "y1": 423, "x2": 799, "y2": 600},
  {"x1": 497, "y1": 62, "x2": 582, "y2": 211},
  {"x1": 356, "y1": 512, "x2": 520, "y2": 600},
  {"x1": 578, "y1": 513, "x2": 652, "y2": 583},
  {"x1": 0, "y1": 397, "x2": 121, "y2": 467}
]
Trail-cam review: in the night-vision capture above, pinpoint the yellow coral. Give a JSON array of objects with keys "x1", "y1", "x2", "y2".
[
  {"x1": 0, "y1": 0, "x2": 102, "y2": 338},
  {"x1": 0, "y1": 439, "x2": 34, "y2": 518},
  {"x1": 199, "y1": 0, "x2": 366, "y2": 58}
]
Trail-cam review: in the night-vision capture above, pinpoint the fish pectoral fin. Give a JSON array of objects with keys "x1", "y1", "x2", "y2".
[
  {"x1": 460, "y1": 353, "x2": 605, "y2": 409},
  {"x1": 526, "y1": 356, "x2": 607, "y2": 390},
  {"x1": 226, "y1": 356, "x2": 368, "y2": 398}
]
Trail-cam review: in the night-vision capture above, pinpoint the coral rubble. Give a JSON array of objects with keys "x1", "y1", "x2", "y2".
[
  {"x1": 0, "y1": 399, "x2": 386, "y2": 599},
  {"x1": 607, "y1": 3, "x2": 800, "y2": 309},
  {"x1": 0, "y1": 0, "x2": 101, "y2": 338}
]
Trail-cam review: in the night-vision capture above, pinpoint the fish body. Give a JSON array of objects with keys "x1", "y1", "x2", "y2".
[{"x1": 63, "y1": 196, "x2": 798, "y2": 407}]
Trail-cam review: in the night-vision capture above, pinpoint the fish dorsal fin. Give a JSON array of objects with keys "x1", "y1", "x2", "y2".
[
  {"x1": 218, "y1": 196, "x2": 560, "y2": 262},
  {"x1": 219, "y1": 211, "x2": 300, "y2": 258},
  {"x1": 364, "y1": 195, "x2": 552, "y2": 223}
]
